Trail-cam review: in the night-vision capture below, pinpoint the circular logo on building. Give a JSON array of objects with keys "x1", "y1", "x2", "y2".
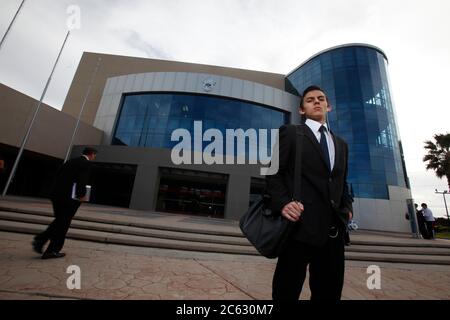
[{"x1": 202, "y1": 78, "x2": 216, "y2": 92}]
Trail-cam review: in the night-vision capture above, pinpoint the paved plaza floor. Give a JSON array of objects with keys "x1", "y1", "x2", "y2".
[{"x1": 1, "y1": 231, "x2": 449, "y2": 300}]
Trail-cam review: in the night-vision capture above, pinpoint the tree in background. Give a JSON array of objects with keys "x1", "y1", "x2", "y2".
[{"x1": 423, "y1": 133, "x2": 450, "y2": 191}]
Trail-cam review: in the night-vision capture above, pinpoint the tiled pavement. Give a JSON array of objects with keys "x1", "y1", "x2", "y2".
[{"x1": 1, "y1": 231, "x2": 450, "y2": 300}]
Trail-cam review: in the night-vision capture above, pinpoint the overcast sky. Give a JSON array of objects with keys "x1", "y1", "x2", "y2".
[{"x1": 0, "y1": 0, "x2": 449, "y2": 218}]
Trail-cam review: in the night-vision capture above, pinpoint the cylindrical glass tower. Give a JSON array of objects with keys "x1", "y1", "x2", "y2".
[{"x1": 286, "y1": 44, "x2": 410, "y2": 200}]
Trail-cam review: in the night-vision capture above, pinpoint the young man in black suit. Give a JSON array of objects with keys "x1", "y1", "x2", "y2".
[
  {"x1": 267, "y1": 85, "x2": 353, "y2": 300},
  {"x1": 32, "y1": 147, "x2": 97, "y2": 259}
]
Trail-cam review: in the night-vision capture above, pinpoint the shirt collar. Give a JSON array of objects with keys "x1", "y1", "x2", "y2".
[
  {"x1": 82, "y1": 155, "x2": 90, "y2": 161},
  {"x1": 305, "y1": 118, "x2": 329, "y2": 133}
]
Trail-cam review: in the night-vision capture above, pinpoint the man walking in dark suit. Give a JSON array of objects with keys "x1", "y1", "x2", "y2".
[
  {"x1": 415, "y1": 203, "x2": 428, "y2": 239},
  {"x1": 267, "y1": 85, "x2": 353, "y2": 300},
  {"x1": 32, "y1": 147, "x2": 97, "y2": 259}
]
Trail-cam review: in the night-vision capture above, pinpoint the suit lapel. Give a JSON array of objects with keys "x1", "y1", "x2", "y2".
[{"x1": 302, "y1": 124, "x2": 331, "y2": 172}]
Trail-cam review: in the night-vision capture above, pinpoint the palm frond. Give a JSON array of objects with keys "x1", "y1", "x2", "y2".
[{"x1": 423, "y1": 133, "x2": 450, "y2": 184}]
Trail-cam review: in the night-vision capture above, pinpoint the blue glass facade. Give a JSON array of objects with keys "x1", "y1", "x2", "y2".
[
  {"x1": 112, "y1": 92, "x2": 289, "y2": 156},
  {"x1": 286, "y1": 45, "x2": 408, "y2": 199}
]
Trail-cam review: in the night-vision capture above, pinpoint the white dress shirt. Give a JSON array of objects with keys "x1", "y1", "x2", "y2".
[
  {"x1": 305, "y1": 118, "x2": 335, "y2": 170},
  {"x1": 422, "y1": 208, "x2": 435, "y2": 222}
]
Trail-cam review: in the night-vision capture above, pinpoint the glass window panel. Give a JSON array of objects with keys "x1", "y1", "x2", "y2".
[
  {"x1": 372, "y1": 171, "x2": 386, "y2": 184},
  {"x1": 372, "y1": 184, "x2": 388, "y2": 198},
  {"x1": 358, "y1": 184, "x2": 375, "y2": 198},
  {"x1": 113, "y1": 93, "x2": 288, "y2": 154},
  {"x1": 167, "y1": 118, "x2": 180, "y2": 130}
]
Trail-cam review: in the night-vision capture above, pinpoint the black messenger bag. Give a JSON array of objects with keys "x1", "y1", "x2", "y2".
[{"x1": 239, "y1": 125, "x2": 304, "y2": 258}]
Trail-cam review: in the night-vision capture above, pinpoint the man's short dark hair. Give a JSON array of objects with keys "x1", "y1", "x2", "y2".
[
  {"x1": 300, "y1": 85, "x2": 326, "y2": 109},
  {"x1": 421, "y1": 203, "x2": 427, "y2": 207},
  {"x1": 82, "y1": 147, "x2": 98, "y2": 156}
]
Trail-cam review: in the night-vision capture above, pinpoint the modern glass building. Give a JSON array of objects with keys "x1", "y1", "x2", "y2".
[
  {"x1": 286, "y1": 44, "x2": 409, "y2": 201},
  {"x1": 1, "y1": 45, "x2": 404, "y2": 232},
  {"x1": 0, "y1": 44, "x2": 413, "y2": 231}
]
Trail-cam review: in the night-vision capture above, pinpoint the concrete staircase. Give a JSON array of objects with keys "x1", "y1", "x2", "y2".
[{"x1": 1, "y1": 206, "x2": 450, "y2": 265}]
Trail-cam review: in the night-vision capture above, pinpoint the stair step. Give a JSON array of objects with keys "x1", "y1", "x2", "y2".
[
  {"x1": 0, "y1": 206, "x2": 242, "y2": 237},
  {"x1": 1, "y1": 218, "x2": 450, "y2": 265},
  {"x1": 345, "y1": 251, "x2": 450, "y2": 265},
  {"x1": 2, "y1": 210, "x2": 449, "y2": 256},
  {"x1": 0, "y1": 211, "x2": 250, "y2": 247},
  {"x1": 346, "y1": 245, "x2": 450, "y2": 256},
  {"x1": 0, "y1": 220, "x2": 258, "y2": 256}
]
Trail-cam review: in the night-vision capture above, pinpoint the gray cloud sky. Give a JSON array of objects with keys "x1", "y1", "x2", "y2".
[
  {"x1": 0, "y1": 0, "x2": 449, "y2": 217},
  {"x1": 118, "y1": 29, "x2": 172, "y2": 60}
]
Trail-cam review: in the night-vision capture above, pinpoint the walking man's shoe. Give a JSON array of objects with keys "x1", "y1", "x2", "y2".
[{"x1": 41, "y1": 252, "x2": 66, "y2": 259}]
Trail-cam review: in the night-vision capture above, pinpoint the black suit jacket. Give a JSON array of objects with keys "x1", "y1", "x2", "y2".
[
  {"x1": 266, "y1": 124, "x2": 353, "y2": 247},
  {"x1": 51, "y1": 156, "x2": 91, "y2": 202}
]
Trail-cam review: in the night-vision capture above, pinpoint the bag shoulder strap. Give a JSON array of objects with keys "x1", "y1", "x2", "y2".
[{"x1": 292, "y1": 124, "x2": 304, "y2": 202}]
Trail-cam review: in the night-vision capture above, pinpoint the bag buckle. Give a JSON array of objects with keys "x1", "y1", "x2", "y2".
[{"x1": 328, "y1": 226, "x2": 338, "y2": 238}]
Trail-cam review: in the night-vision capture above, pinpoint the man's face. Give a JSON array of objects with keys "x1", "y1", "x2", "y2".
[{"x1": 299, "y1": 90, "x2": 331, "y2": 123}]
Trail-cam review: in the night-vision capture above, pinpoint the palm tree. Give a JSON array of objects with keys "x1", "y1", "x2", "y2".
[{"x1": 423, "y1": 133, "x2": 450, "y2": 191}]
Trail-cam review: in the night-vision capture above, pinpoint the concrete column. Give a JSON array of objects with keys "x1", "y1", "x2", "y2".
[
  {"x1": 225, "y1": 174, "x2": 251, "y2": 220},
  {"x1": 129, "y1": 164, "x2": 159, "y2": 211}
]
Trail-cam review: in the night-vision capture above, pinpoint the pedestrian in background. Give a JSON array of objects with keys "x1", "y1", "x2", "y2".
[
  {"x1": 421, "y1": 203, "x2": 436, "y2": 240},
  {"x1": 0, "y1": 155, "x2": 5, "y2": 189},
  {"x1": 415, "y1": 203, "x2": 428, "y2": 239},
  {"x1": 0, "y1": 155, "x2": 5, "y2": 175},
  {"x1": 32, "y1": 147, "x2": 97, "y2": 259}
]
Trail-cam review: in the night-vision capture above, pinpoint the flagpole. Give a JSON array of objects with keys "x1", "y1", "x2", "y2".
[
  {"x1": 2, "y1": 30, "x2": 71, "y2": 197},
  {"x1": 64, "y1": 57, "x2": 102, "y2": 162},
  {"x1": 0, "y1": 0, "x2": 26, "y2": 51}
]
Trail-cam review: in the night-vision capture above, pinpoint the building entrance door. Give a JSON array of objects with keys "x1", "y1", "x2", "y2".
[
  {"x1": 156, "y1": 168, "x2": 228, "y2": 218},
  {"x1": 88, "y1": 162, "x2": 137, "y2": 208}
]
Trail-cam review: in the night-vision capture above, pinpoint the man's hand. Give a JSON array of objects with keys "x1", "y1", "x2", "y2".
[
  {"x1": 282, "y1": 201, "x2": 304, "y2": 222},
  {"x1": 348, "y1": 211, "x2": 353, "y2": 220}
]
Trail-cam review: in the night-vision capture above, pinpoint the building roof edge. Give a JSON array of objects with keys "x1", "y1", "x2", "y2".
[{"x1": 286, "y1": 43, "x2": 388, "y2": 77}]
